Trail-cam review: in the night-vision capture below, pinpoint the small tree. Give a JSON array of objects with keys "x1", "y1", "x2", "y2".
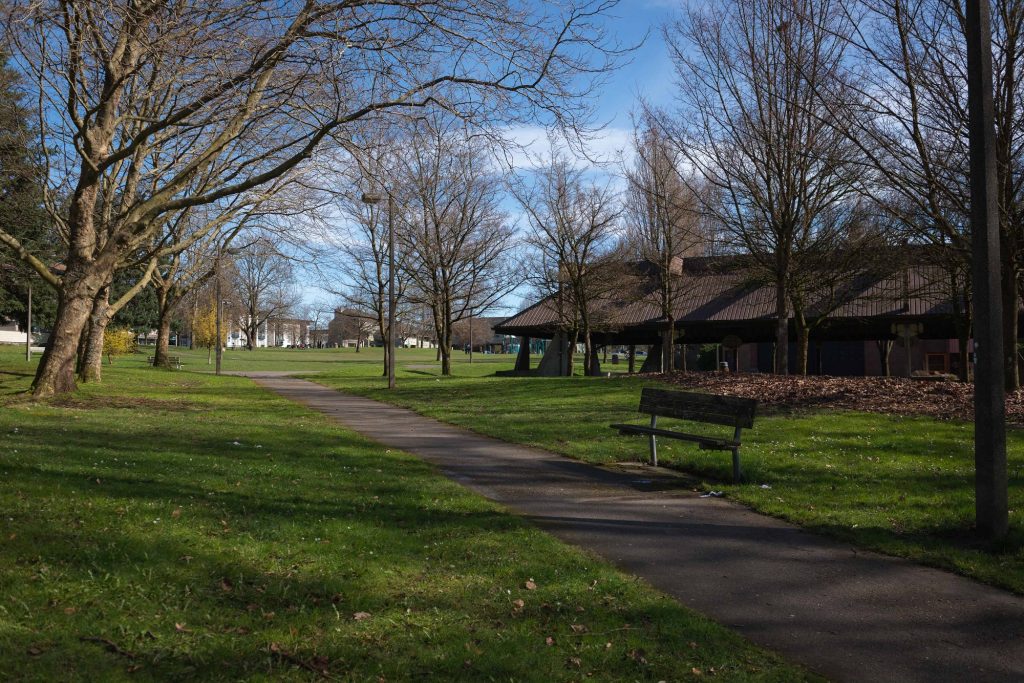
[
  {"x1": 191, "y1": 302, "x2": 219, "y2": 364},
  {"x1": 102, "y1": 327, "x2": 136, "y2": 365}
]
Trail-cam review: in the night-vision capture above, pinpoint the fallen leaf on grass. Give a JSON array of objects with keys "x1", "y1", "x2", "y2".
[
  {"x1": 570, "y1": 624, "x2": 588, "y2": 634},
  {"x1": 171, "y1": 507, "x2": 181, "y2": 519},
  {"x1": 353, "y1": 611, "x2": 372, "y2": 621},
  {"x1": 219, "y1": 577, "x2": 233, "y2": 592},
  {"x1": 174, "y1": 622, "x2": 191, "y2": 633},
  {"x1": 545, "y1": 636, "x2": 555, "y2": 646},
  {"x1": 511, "y1": 599, "x2": 525, "y2": 613},
  {"x1": 524, "y1": 580, "x2": 537, "y2": 590}
]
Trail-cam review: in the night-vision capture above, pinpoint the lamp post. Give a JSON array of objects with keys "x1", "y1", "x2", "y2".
[{"x1": 362, "y1": 191, "x2": 396, "y2": 389}]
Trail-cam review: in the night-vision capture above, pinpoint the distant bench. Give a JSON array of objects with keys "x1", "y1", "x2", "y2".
[
  {"x1": 148, "y1": 355, "x2": 182, "y2": 370},
  {"x1": 610, "y1": 388, "x2": 758, "y2": 483}
]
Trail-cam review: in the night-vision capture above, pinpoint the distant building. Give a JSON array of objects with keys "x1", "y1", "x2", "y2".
[
  {"x1": 225, "y1": 316, "x2": 310, "y2": 348},
  {"x1": 0, "y1": 319, "x2": 28, "y2": 345},
  {"x1": 327, "y1": 308, "x2": 377, "y2": 348}
]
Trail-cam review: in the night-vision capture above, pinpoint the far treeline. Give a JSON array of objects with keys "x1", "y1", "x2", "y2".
[{"x1": 1, "y1": 0, "x2": 1022, "y2": 394}]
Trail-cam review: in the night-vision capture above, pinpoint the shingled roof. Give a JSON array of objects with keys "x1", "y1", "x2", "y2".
[{"x1": 495, "y1": 256, "x2": 965, "y2": 344}]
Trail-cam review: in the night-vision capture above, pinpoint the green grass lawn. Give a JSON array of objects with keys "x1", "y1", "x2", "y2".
[
  {"x1": 305, "y1": 359, "x2": 1024, "y2": 596},
  {"x1": 0, "y1": 347, "x2": 811, "y2": 681}
]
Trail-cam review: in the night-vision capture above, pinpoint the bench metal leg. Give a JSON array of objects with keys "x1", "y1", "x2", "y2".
[
  {"x1": 731, "y1": 425, "x2": 743, "y2": 483},
  {"x1": 649, "y1": 414, "x2": 658, "y2": 467}
]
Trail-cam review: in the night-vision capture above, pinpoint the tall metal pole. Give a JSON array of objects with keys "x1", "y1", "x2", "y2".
[
  {"x1": 25, "y1": 283, "x2": 31, "y2": 362},
  {"x1": 966, "y1": 0, "x2": 1008, "y2": 540},
  {"x1": 215, "y1": 245, "x2": 224, "y2": 376},
  {"x1": 387, "y1": 193, "x2": 396, "y2": 390}
]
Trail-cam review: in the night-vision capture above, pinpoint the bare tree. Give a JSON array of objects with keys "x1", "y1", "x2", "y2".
[
  {"x1": 311, "y1": 142, "x2": 408, "y2": 375},
  {"x1": 659, "y1": 0, "x2": 866, "y2": 375},
  {"x1": 400, "y1": 118, "x2": 520, "y2": 375},
  {"x1": 231, "y1": 239, "x2": 299, "y2": 350},
  {"x1": 841, "y1": 0, "x2": 1024, "y2": 386},
  {"x1": 1, "y1": 0, "x2": 625, "y2": 396},
  {"x1": 624, "y1": 115, "x2": 706, "y2": 372},
  {"x1": 515, "y1": 154, "x2": 622, "y2": 376}
]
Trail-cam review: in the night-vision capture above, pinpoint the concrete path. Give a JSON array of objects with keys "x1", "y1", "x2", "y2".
[{"x1": 251, "y1": 374, "x2": 1024, "y2": 682}]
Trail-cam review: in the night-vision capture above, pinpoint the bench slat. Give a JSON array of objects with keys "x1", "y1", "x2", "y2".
[
  {"x1": 609, "y1": 423, "x2": 738, "y2": 449},
  {"x1": 639, "y1": 388, "x2": 756, "y2": 427}
]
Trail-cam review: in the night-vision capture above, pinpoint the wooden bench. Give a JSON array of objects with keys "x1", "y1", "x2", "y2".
[
  {"x1": 609, "y1": 388, "x2": 758, "y2": 483},
  {"x1": 148, "y1": 355, "x2": 183, "y2": 370}
]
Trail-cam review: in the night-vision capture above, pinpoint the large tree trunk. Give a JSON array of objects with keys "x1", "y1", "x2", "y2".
[
  {"x1": 32, "y1": 260, "x2": 115, "y2": 396},
  {"x1": 774, "y1": 280, "x2": 789, "y2": 375},
  {"x1": 154, "y1": 315, "x2": 172, "y2": 368},
  {"x1": 78, "y1": 285, "x2": 111, "y2": 383}
]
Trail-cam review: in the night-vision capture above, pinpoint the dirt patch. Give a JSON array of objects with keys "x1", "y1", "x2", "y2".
[
  {"x1": 650, "y1": 371, "x2": 1024, "y2": 425},
  {"x1": 47, "y1": 395, "x2": 198, "y2": 412}
]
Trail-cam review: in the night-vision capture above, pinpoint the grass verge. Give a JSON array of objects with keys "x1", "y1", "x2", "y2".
[{"x1": 0, "y1": 348, "x2": 811, "y2": 681}]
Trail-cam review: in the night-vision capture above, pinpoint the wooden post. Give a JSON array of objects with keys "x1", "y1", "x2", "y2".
[{"x1": 966, "y1": 0, "x2": 1008, "y2": 540}]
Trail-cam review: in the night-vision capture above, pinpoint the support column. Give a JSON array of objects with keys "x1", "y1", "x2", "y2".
[
  {"x1": 640, "y1": 343, "x2": 663, "y2": 373},
  {"x1": 515, "y1": 336, "x2": 531, "y2": 372}
]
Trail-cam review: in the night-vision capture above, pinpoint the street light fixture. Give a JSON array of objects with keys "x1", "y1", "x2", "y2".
[{"x1": 362, "y1": 191, "x2": 396, "y2": 390}]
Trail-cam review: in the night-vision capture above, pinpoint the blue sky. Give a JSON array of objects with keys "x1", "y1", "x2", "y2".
[
  {"x1": 592, "y1": 1, "x2": 676, "y2": 126},
  {"x1": 300, "y1": 2, "x2": 681, "y2": 316}
]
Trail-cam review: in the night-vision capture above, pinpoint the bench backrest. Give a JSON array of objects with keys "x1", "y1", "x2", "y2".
[{"x1": 639, "y1": 388, "x2": 757, "y2": 428}]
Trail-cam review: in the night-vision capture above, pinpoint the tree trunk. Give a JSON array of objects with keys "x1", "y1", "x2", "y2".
[
  {"x1": 566, "y1": 329, "x2": 578, "y2": 376},
  {"x1": 774, "y1": 280, "x2": 788, "y2": 375},
  {"x1": 79, "y1": 285, "x2": 111, "y2": 383},
  {"x1": 628, "y1": 345, "x2": 636, "y2": 374},
  {"x1": 679, "y1": 343, "x2": 687, "y2": 372},
  {"x1": 154, "y1": 315, "x2": 172, "y2": 368},
  {"x1": 1001, "y1": 258, "x2": 1019, "y2": 390},
  {"x1": 794, "y1": 312, "x2": 810, "y2": 376},
  {"x1": 154, "y1": 290, "x2": 173, "y2": 367},
  {"x1": 877, "y1": 340, "x2": 893, "y2": 377},
  {"x1": 32, "y1": 266, "x2": 113, "y2": 397},
  {"x1": 955, "y1": 310, "x2": 971, "y2": 383},
  {"x1": 583, "y1": 326, "x2": 594, "y2": 376},
  {"x1": 661, "y1": 322, "x2": 674, "y2": 373}
]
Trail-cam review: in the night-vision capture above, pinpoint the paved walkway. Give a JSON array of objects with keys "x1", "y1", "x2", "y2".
[{"x1": 250, "y1": 374, "x2": 1024, "y2": 682}]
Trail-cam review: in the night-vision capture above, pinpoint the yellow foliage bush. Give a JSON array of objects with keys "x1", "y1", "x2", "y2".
[{"x1": 103, "y1": 327, "x2": 137, "y2": 364}]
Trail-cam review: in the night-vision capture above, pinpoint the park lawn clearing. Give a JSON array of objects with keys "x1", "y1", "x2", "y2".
[
  {"x1": 0, "y1": 350, "x2": 812, "y2": 681},
  {"x1": 312, "y1": 367, "x2": 1024, "y2": 596}
]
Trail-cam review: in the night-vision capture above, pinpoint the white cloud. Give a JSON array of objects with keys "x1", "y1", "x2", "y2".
[{"x1": 500, "y1": 125, "x2": 634, "y2": 172}]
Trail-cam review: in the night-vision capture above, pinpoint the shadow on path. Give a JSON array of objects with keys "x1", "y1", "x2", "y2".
[{"x1": 251, "y1": 374, "x2": 1024, "y2": 683}]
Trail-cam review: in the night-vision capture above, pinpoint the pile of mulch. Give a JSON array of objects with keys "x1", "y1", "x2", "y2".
[{"x1": 650, "y1": 371, "x2": 1024, "y2": 425}]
